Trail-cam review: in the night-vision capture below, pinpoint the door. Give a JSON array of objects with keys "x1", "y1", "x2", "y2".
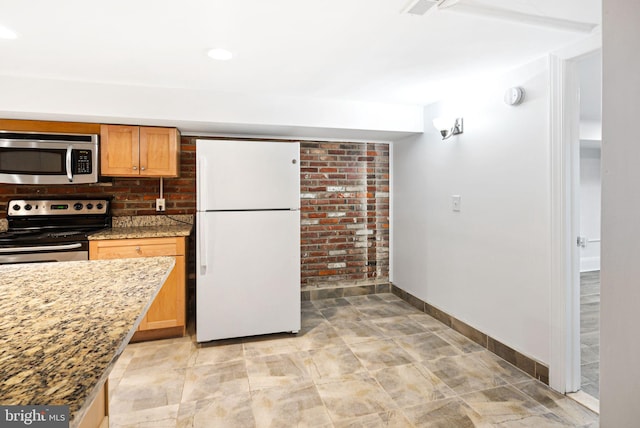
[
  {"x1": 549, "y1": 45, "x2": 602, "y2": 401},
  {"x1": 196, "y1": 140, "x2": 300, "y2": 211},
  {"x1": 575, "y1": 52, "x2": 602, "y2": 400},
  {"x1": 139, "y1": 255, "x2": 185, "y2": 330},
  {"x1": 196, "y1": 210, "x2": 301, "y2": 342},
  {"x1": 100, "y1": 125, "x2": 139, "y2": 176},
  {"x1": 139, "y1": 127, "x2": 179, "y2": 177}
]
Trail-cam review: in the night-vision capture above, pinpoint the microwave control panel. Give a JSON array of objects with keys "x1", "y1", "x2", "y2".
[{"x1": 74, "y1": 150, "x2": 93, "y2": 174}]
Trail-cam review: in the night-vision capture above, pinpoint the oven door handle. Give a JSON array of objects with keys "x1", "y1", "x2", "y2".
[
  {"x1": 0, "y1": 243, "x2": 83, "y2": 253},
  {"x1": 66, "y1": 145, "x2": 73, "y2": 182}
]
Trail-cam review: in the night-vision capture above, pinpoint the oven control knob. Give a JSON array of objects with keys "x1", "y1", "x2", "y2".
[
  {"x1": 86, "y1": 203, "x2": 94, "y2": 210},
  {"x1": 73, "y1": 203, "x2": 83, "y2": 211},
  {"x1": 96, "y1": 203, "x2": 104, "y2": 210},
  {"x1": 24, "y1": 204, "x2": 32, "y2": 211},
  {"x1": 12, "y1": 204, "x2": 21, "y2": 211}
]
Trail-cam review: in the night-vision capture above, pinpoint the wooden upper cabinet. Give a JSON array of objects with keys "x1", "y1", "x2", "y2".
[
  {"x1": 100, "y1": 124, "x2": 180, "y2": 177},
  {"x1": 139, "y1": 127, "x2": 179, "y2": 177},
  {"x1": 100, "y1": 125, "x2": 139, "y2": 176}
]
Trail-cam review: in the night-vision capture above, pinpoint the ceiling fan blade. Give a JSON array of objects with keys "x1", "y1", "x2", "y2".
[{"x1": 443, "y1": 1, "x2": 597, "y2": 33}]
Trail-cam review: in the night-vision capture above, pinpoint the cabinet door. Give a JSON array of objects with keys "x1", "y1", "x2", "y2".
[
  {"x1": 89, "y1": 237, "x2": 186, "y2": 338},
  {"x1": 100, "y1": 125, "x2": 140, "y2": 176},
  {"x1": 139, "y1": 127, "x2": 179, "y2": 177},
  {"x1": 139, "y1": 255, "x2": 185, "y2": 330}
]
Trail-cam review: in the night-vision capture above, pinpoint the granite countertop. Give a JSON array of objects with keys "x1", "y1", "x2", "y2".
[
  {"x1": 89, "y1": 214, "x2": 193, "y2": 240},
  {"x1": 89, "y1": 225, "x2": 192, "y2": 240},
  {"x1": 0, "y1": 256, "x2": 176, "y2": 427},
  {"x1": 0, "y1": 215, "x2": 193, "y2": 238}
]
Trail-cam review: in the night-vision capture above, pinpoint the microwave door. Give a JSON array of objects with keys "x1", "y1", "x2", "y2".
[{"x1": 0, "y1": 146, "x2": 67, "y2": 175}]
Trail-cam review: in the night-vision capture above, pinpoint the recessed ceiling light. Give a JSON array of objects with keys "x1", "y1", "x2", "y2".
[
  {"x1": 207, "y1": 48, "x2": 233, "y2": 61},
  {"x1": 0, "y1": 24, "x2": 18, "y2": 40}
]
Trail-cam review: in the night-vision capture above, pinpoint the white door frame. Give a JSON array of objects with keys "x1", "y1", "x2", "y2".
[{"x1": 549, "y1": 33, "x2": 601, "y2": 393}]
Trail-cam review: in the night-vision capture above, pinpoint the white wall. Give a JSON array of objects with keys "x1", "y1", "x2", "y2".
[
  {"x1": 0, "y1": 75, "x2": 423, "y2": 141},
  {"x1": 600, "y1": 1, "x2": 640, "y2": 425},
  {"x1": 579, "y1": 145, "x2": 601, "y2": 272},
  {"x1": 393, "y1": 57, "x2": 551, "y2": 364}
]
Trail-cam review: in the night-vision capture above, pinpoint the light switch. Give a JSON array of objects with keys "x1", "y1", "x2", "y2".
[{"x1": 452, "y1": 195, "x2": 461, "y2": 212}]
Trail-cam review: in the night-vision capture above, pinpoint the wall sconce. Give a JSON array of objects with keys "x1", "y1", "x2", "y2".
[{"x1": 432, "y1": 117, "x2": 464, "y2": 140}]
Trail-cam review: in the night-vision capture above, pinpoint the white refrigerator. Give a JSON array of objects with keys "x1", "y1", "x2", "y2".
[{"x1": 195, "y1": 139, "x2": 301, "y2": 342}]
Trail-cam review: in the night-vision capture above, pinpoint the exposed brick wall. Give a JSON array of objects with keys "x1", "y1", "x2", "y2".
[
  {"x1": 0, "y1": 135, "x2": 390, "y2": 292},
  {"x1": 300, "y1": 141, "x2": 390, "y2": 291},
  {"x1": 0, "y1": 138, "x2": 196, "y2": 216}
]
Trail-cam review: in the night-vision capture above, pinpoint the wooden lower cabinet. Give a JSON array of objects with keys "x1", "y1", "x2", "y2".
[
  {"x1": 89, "y1": 237, "x2": 186, "y2": 341},
  {"x1": 77, "y1": 380, "x2": 108, "y2": 428}
]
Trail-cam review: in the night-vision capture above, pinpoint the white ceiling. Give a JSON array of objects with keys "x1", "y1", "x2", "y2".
[{"x1": 0, "y1": 0, "x2": 600, "y2": 107}]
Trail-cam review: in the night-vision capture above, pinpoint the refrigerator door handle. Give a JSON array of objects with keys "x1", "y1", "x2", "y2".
[
  {"x1": 197, "y1": 156, "x2": 208, "y2": 211},
  {"x1": 199, "y1": 216, "x2": 208, "y2": 274}
]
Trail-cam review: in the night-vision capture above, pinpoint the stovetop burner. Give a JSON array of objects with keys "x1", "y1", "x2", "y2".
[
  {"x1": 46, "y1": 230, "x2": 86, "y2": 239},
  {"x1": 0, "y1": 230, "x2": 42, "y2": 239},
  {"x1": 0, "y1": 227, "x2": 108, "y2": 247},
  {"x1": 1, "y1": 230, "x2": 65, "y2": 245},
  {"x1": 0, "y1": 230, "x2": 44, "y2": 244}
]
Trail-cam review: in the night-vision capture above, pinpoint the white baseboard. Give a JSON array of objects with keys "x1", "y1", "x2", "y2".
[{"x1": 580, "y1": 257, "x2": 600, "y2": 272}]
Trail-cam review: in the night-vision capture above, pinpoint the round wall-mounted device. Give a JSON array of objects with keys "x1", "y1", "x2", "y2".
[{"x1": 504, "y1": 87, "x2": 525, "y2": 106}]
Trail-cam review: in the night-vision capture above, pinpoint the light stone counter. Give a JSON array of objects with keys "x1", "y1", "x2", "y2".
[
  {"x1": 89, "y1": 214, "x2": 193, "y2": 240},
  {"x1": 89, "y1": 225, "x2": 192, "y2": 240},
  {"x1": 0, "y1": 256, "x2": 176, "y2": 427}
]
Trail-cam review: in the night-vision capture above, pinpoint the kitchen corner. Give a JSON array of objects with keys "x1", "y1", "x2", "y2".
[
  {"x1": 0, "y1": 121, "x2": 195, "y2": 426},
  {"x1": 0, "y1": 121, "x2": 393, "y2": 425},
  {"x1": 0, "y1": 256, "x2": 176, "y2": 427}
]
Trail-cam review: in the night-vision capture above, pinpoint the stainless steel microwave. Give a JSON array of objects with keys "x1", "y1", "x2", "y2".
[{"x1": 0, "y1": 131, "x2": 99, "y2": 185}]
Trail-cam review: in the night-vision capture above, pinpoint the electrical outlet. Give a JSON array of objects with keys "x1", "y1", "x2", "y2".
[{"x1": 156, "y1": 198, "x2": 165, "y2": 212}]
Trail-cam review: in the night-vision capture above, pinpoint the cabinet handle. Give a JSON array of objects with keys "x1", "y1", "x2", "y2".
[
  {"x1": 141, "y1": 166, "x2": 146, "y2": 171},
  {"x1": 133, "y1": 166, "x2": 138, "y2": 171},
  {"x1": 135, "y1": 246, "x2": 141, "y2": 253}
]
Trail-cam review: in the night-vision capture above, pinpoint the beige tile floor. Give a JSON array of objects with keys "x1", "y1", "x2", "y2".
[{"x1": 108, "y1": 293, "x2": 599, "y2": 427}]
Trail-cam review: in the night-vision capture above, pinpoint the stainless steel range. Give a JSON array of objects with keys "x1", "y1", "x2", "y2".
[{"x1": 0, "y1": 198, "x2": 111, "y2": 264}]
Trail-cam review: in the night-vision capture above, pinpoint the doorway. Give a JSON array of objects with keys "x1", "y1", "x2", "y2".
[
  {"x1": 576, "y1": 51, "x2": 602, "y2": 400},
  {"x1": 548, "y1": 32, "x2": 601, "y2": 407}
]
